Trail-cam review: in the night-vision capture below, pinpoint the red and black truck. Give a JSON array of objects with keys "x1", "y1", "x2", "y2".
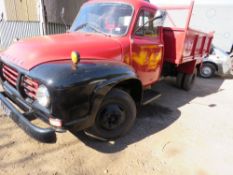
[{"x1": 0, "y1": 0, "x2": 213, "y2": 142}]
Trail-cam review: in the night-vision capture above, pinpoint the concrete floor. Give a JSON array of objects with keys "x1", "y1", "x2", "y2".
[{"x1": 0, "y1": 77, "x2": 232, "y2": 175}]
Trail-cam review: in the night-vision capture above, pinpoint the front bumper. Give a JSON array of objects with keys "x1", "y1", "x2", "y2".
[{"x1": 0, "y1": 92, "x2": 56, "y2": 143}]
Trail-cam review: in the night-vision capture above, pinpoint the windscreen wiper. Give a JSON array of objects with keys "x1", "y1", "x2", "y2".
[{"x1": 75, "y1": 23, "x2": 110, "y2": 37}]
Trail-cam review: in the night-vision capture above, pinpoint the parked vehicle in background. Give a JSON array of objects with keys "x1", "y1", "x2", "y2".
[
  {"x1": 227, "y1": 44, "x2": 233, "y2": 55},
  {"x1": 199, "y1": 46, "x2": 233, "y2": 78},
  {"x1": 0, "y1": 0, "x2": 213, "y2": 143}
]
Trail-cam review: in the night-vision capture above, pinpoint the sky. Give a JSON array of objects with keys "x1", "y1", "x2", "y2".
[{"x1": 151, "y1": 0, "x2": 233, "y2": 5}]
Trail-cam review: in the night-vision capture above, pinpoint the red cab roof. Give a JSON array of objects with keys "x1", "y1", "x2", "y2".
[{"x1": 86, "y1": 0, "x2": 158, "y2": 10}]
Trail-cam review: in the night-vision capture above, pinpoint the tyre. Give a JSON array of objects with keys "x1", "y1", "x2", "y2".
[
  {"x1": 199, "y1": 63, "x2": 216, "y2": 78},
  {"x1": 176, "y1": 72, "x2": 184, "y2": 89},
  {"x1": 182, "y1": 69, "x2": 197, "y2": 91},
  {"x1": 86, "y1": 88, "x2": 136, "y2": 140}
]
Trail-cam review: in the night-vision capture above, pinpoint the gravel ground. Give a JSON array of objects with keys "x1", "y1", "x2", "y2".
[{"x1": 0, "y1": 77, "x2": 232, "y2": 175}]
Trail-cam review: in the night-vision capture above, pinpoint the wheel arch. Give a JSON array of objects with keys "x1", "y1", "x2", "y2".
[
  {"x1": 199, "y1": 61, "x2": 218, "y2": 72},
  {"x1": 113, "y1": 79, "x2": 143, "y2": 108},
  {"x1": 88, "y1": 77, "x2": 143, "y2": 130}
]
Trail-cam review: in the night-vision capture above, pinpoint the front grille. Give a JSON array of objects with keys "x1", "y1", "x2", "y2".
[
  {"x1": 22, "y1": 76, "x2": 39, "y2": 100},
  {"x1": 2, "y1": 64, "x2": 19, "y2": 87},
  {"x1": 1, "y1": 63, "x2": 39, "y2": 101}
]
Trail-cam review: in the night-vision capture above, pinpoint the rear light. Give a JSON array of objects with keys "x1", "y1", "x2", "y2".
[
  {"x1": 22, "y1": 76, "x2": 39, "y2": 99},
  {"x1": 49, "y1": 117, "x2": 62, "y2": 128}
]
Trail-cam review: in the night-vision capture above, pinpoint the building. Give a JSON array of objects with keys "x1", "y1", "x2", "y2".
[
  {"x1": 0, "y1": 0, "x2": 86, "y2": 49},
  {"x1": 151, "y1": 0, "x2": 233, "y2": 52},
  {"x1": 191, "y1": 3, "x2": 233, "y2": 52}
]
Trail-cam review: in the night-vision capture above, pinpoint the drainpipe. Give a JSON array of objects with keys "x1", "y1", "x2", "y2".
[
  {"x1": 0, "y1": 13, "x2": 3, "y2": 50},
  {"x1": 39, "y1": 0, "x2": 47, "y2": 35},
  {"x1": 0, "y1": 12, "x2": 3, "y2": 22}
]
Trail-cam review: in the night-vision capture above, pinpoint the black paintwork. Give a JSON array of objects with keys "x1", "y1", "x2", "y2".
[
  {"x1": 29, "y1": 60, "x2": 141, "y2": 130},
  {"x1": 0, "y1": 58, "x2": 142, "y2": 140}
]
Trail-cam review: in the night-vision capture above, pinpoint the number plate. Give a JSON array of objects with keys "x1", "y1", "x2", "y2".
[{"x1": 0, "y1": 100, "x2": 11, "y2": 116}]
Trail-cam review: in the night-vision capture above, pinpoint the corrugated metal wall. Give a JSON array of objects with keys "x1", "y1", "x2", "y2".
[
  {"x1": 0, "y1": 21, "x2": 40, "y2": 49},
  {"x1": 0, "y1": 21, "x2": 67, "y2": 49},
  {"x1": 46, "y1": 23, "x2": 69, "y2": 35}
]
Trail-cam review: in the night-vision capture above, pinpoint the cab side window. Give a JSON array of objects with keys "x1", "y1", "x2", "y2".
[
  {"x1": 135, "y1": 10, "x2": 166, "y2": 38},
  {"x1": 135, "y1": 10, "x2": 156, "y2": 37}
]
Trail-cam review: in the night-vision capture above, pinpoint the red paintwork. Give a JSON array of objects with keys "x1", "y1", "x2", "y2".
[
  {"x1": 163, "y1": 28, "x2": 213, "y2": 66},
  {"x1": 1, "y1": 33, "x2": 122, "y2": 70},
  {"x1": 1, "y1": 0, "x2": 213, "y2": 86},
  {"x1": 130, "y1": 4, "x2": 164, "y2": 86},
  {"x1": 161, "y1": 1, "x2": 214, "y2": 73}
]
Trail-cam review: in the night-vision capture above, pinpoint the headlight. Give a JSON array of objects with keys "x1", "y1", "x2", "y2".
[{"x1": 36, "y1": 85, "x2": 50, "y2": 107}]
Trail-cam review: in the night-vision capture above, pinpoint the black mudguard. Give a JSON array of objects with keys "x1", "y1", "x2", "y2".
[{"x1": 29, "y1": 59, "x2": 142, "y2": 130}]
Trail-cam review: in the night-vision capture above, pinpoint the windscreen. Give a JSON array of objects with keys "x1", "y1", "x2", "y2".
[{"x1": 70, "y1": 3, "x2": 133, "y2": 36}]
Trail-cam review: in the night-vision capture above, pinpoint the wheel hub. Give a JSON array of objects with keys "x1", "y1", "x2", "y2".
[
  {"x1": 98, "y1": 104, "x2": 126, "y2": 130},
  {"x1": 202, "y1": 67, "x2": 212, "y2": 76}
]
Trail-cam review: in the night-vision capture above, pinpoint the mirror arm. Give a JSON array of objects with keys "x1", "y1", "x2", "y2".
[{"x1": 61, "y1": 8, "x2": 69, "y2": 31}]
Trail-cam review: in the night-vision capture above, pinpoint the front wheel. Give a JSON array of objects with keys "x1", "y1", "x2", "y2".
[{"x1": 86, "y1": 88, "x2": 136, "y2": 140}]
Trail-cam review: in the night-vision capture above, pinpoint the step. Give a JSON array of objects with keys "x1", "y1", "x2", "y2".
[{"x1": 142, "y1": 89, "x2": 161, "y2": 106}]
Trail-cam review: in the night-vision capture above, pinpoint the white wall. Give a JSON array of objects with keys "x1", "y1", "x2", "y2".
[
  {"x1": 191, "y1": 4, "x2": 233, "y2": 52},
  {"x1": 151, "y1": 0, "x2": 233, "y2": 52}
]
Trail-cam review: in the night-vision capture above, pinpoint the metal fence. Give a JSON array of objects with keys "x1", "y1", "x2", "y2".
[
  {"x1": 46, "y1": 23, "x2": 68, "y2": 35},
  {"x1": 0, "y1": 21, "x2": 67, "y2": 49}
]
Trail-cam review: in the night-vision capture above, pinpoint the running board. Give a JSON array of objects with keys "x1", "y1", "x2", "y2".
[{"x1": 142, "y1": 90, "x2": 161, "y2": 106}]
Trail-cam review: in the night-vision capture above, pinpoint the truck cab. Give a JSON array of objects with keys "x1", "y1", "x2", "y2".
[
  {"x1": 68, "y1": 0, "x2": 165, "y2": 86},
  {"x1": 0, "y1": 0, "x2": 213, "y2": 142}
]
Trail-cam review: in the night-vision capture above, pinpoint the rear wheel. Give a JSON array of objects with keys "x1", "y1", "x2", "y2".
[
  {"x1": 199, "y1": 63, "x2": 216, "y2": 78},
  {"x1": 182, "y1": 69, "x2": 197, "y2": 91},
  {"x1": 176, "y1": 72, "x2": 185, "y2": 88},
  {"x1": 86, "y1": 88, "x2": 136, "y2": 140}
]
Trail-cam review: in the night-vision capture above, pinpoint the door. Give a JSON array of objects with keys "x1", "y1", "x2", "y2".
[{"x1": 131, "y1": 9, "x2": 164, "y2": 86}]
